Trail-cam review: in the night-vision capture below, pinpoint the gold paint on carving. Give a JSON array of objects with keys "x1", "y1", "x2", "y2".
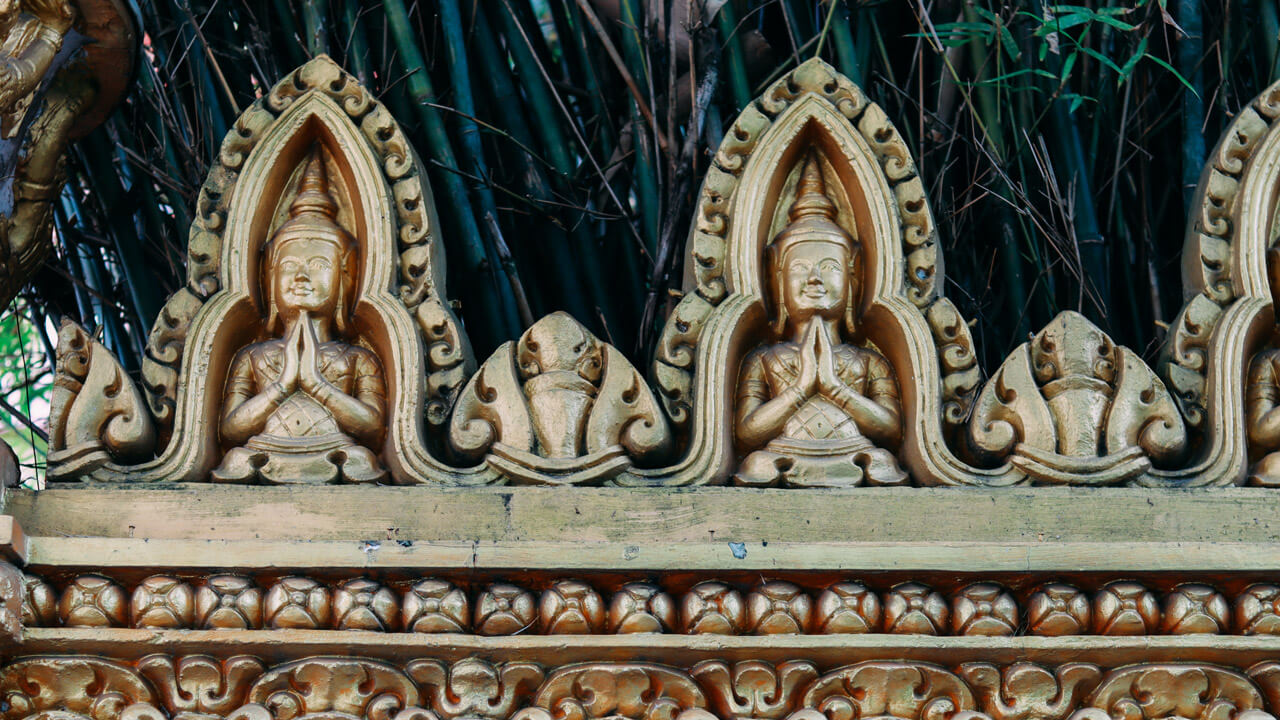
[
  {"x1": 194, "y1": 575, "x2": 262, "y2": 630},
  {"x1": 1026, "y1": 584, "x2": 1091, "y2": 637},
  {"x1": 448, "y1": 312, "x2": 671, "y2": 485},
  {"x1": 692, "y1": 660, "x2": 818, "y2": 720},
  {"x1": 403, "y1": 579, "x2": 469, "y2": 634},
  {"x1": 89, "y1": 55, "x2": 476, "y2": 485},
  {"x1": 47, "y1": 320, "x2": 156, "y2": 479},
  {"x1": 609, "y1": 582, "x2": 676, "y2": 634},
  {"x1": 813, "y1": 582, "x2": 880, "y2": 634},
  {"x1": 213, "y1": 150, "x2": 387, "y2": 485},
  {"x1": 130, "y1": 575, "x2": 194, "y2": 629},
  {"x1": 1092, "y1": 581, "x2": 1160, "y2": 636},
  {"x1": 960, "y1": 662, "x2": 1101, "y2": 720},
  {"x1": 58, "y1": 574, "x2": 126, "y2": 628},
  {"x1": 970, "y1": 311, "x2": 1187, "y2": 485},
  {"x1": 733, "y1": 153, "x2": 905, "y2": 488},
  {"x1": 0, "y1": 0, "x2": 134, "y2": 313}
]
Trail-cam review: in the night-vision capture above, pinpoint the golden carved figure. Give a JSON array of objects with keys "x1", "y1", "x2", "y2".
[
  {"x1": 449, "y1": 311, "x2": 671, "y2": 485},
  {"x1": 970, "y1": 310, "x2": 1186, "y2": 485},
  {"x1": 0, "y1": 0, "x2": 73, "y2": 124},
  {"x1": 212, "y1": 150, "x2": 387, "y2": 484},
  {"x1": 734, "y1": 153, "x2": 906, "y2": 487},
  {"x1": 0, "y1": 0, "x2": 84, "y2": 310},
  {"x1": 47, "y1": 319, "x2": 155, "y2": 480},
  {"x1": 1246, "y1": 248, "x2": 1280, "y2": 485}
]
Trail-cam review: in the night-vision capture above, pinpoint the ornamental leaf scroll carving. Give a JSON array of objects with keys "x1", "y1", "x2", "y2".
[
  {"x1": 34, "y1": 55, "x2": 1280, "y2": 487},
  {"x1": 969, "y1": 311, "x2": 1187, "y2": 485},
  {"x1": 1, "y1": 658, "x2": 1280, "y2": 720}
]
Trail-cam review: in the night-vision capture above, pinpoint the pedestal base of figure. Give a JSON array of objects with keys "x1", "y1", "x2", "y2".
[
  {"x1": 213, "y1": 433, "x2": 386, "y2": 484},
  {"x1": 734, "y1": 436, "x2": 907, "y2": 487}
]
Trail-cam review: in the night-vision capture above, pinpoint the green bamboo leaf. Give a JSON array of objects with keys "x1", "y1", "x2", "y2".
[
  {"x1": 1079, "y1": 46, "x2": 1126, "y2": 75},
  {"x1": 1034, "y1": 13, "x2": 1093, "y2": 36},
  {"x1": 1060, "y1": 49, "x2": 1078, "y2": 81},
  {"x1": 1144, "y1": 52, "x2": 1200, "y2": 95},
  {"x1": 1117, "y1": 36, "x2": 1148, "y2": 82}
]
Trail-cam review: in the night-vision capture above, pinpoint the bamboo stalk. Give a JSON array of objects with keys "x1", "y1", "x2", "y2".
[
  {"x1": 382, "y1": 0, "x2": 518, "y2": 342},
  {"x1": 573, "y1": 0, "x2": 671, "y2": 156},
  {"x1": 1175, "y1": 0, "x2": 1205, "y2": 210},
  {"x1": 715, "y1": 1, "x2": 751, "y2": 110},
  {"x1": 437, "y1": 0, "x2": 527, "y2": 333},
  {"x1": 469, "y1": 3, "x2": 587, "y2": 320},
  {"x1": 340, "y1": 0, "x2": 372, "y2": 86},
  {"x1": 1263, "y1": 0, "x2": 1280, "y2": 81},
  {"x1": 300, "y1": 0, "x2": 330, "y2": 57},
  {"x1": 827, "y1": 1, "x2": 864, "y2": 86},
  {"x1": 493, "y1": 0, "x2": 622, "y2": 331}
]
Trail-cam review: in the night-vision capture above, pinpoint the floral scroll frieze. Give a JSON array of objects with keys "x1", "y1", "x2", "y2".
[
  {"x1": 21, "y1": 572, "x2": 1280, "y2": 638},
  {"x1": 2, "y1": 657, "x2": 1278, "y2": 720}
]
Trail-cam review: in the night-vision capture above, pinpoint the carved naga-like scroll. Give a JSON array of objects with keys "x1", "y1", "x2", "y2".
[
  {"x1": 0, "y1": 0, "x2": 135, "y2": 311},
  {"x1": 40, "y1": 56, "x2": 1280, "y2": 487}
]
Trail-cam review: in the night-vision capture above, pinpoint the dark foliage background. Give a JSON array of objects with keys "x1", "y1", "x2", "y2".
[{"x1": 2, "y1": 0, "x2": 1276, "y2": 481}]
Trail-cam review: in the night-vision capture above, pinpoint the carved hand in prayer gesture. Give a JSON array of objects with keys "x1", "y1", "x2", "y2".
[
  {"x1": 274, "y1": 317, "x2": 303, "y2": 397},
  {"x1": 794, "y1": 320, "x2": 819, "y2": 398},
  {"x1": 812, "y1": 320, "x2": 844, "y2": 399},
  {"x1": 296, "y1": 313, "x2": 328, "y2": 396}
]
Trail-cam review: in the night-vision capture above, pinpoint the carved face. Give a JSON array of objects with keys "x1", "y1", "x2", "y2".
[
  {"x1": 780, "y1": 240, "x2": 848, "y2": 325},
  {"x1": 272, "y1": 236, "x2": 344, "y2": 320}
]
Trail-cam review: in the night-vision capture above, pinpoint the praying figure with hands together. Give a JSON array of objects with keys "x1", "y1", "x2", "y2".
[
  {"x1": 734, "y1": 152, "x2": 906, "y2": 487},
  {"x1": 213, "y1": 149, "x2": 387, "y2": 484}
]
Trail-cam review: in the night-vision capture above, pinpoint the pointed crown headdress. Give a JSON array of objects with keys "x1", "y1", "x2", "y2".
[
  {"x1": 766, "y1": 151, "x2": 862, "y2": 334},
  {"x1": 262, "y1": 147, "x2": 359, "y2": 334},
  {"x1": 770, "y1": 151, "x2": 859, "y2": 258}
]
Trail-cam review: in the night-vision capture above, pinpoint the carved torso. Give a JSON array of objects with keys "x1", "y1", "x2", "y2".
[
  {"x1": 739, "y1": 342, "x2": 897, "y2": 442},
  {"x1": 225, "y1": 339, "x2": 385, "y2": 442},
  {"x1": 214, "y1": 337, "x2": 387, "y2": 484},
  {"x1": 735, "y1": 338, "x2": 906, "y2": 487}
]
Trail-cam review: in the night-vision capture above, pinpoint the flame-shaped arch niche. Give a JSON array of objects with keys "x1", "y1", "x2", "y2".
[
  {"x1": 1159, "y1": 78, "x2": 1280, "y2": 487},
  {"x1": 79, "y1": 56, "x2": 480, "y2": 484},
  {"x1": 648, "y1": 59, "x2": 997, "y2": 487}
]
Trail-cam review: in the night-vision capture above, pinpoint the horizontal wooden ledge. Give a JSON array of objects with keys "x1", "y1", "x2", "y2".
[
  {"x1": 9, "y1": 486, "x2": 1280, "y2": 547},
  {"x1": 19, "y1": 628, "x2": 1280, "y2": 666},
  {"x1": 20, "y1": 536, "x2": 1280, "y2": 573}
]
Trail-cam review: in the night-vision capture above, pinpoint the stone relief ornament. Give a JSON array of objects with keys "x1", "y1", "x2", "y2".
[
  {"x1": 48, "y1": 55, "x2": 481, "y2": 484},
  {"x1": 212, "y1": 150, "x2": 387, "y2": 485},
  {"x1": 1245, "y1": 248, "x2": 1280, "y2": 485},
  {"x1": 448, "y1": 312, "x2": 672, "y2": 485},
  {"x1": 733, "y1": 154, "x2": 905, "y2": 487},
  {"x1": 969, "y1": 311, "x2": 1187, "y2": 485},
  {"x1": 1, "y1": 657, "x2": 1280, "y2": 720},
  {"x1": 0, "y1": 0, "x2": 134, "y2": 312},
  {"x1": 1159, "y1": 76, "x2": 1280, "y2": 487},
  {"x1": 648, "y1": 58, "x2": 986, "y2": 486},
  {"x1": 47, "y1": 320, "x2": 156, "y2": 480},
  {"x1": 36, "y1": 54, "x2": 1280, "y2": 487}
]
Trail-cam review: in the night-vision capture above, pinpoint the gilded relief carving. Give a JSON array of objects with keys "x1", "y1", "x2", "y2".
[
  {"x1": 1245, "y1": 250, "x2": 1280, "y2": 485},
  {"x1": 213, "y1": 151, "x2": 387, "y2": 485},
  {"x1": 31, "y1": 54, "x2": 1280, "y2": 487},
  {"x1": 56, "y1": 55, "x2": 477, "y2": 484},
  {"x1": 24, "y1": 569, "x2": 1280, "y2": 638},
  {"x1": 649, "y1": 57, "x2": 981, "y2": 487},
  {"x1": 448, "y1": 312, "x2": 671, "y2": 485},
  {"x1": 6, "y1": 656, "x2": 1280, "y2": 720},
  {"x1": 733, "y1": 154, "x2": 905, "y2": 487},
  {"x1": 47, "y1": 320, "x2": 156, "y2": 479},
  {"x1": 969, "y1": 311, "x2": 1187, "y2": 485},
  {"x1": 0, "y1": 0, "x2": 134, "y2": 312}
]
